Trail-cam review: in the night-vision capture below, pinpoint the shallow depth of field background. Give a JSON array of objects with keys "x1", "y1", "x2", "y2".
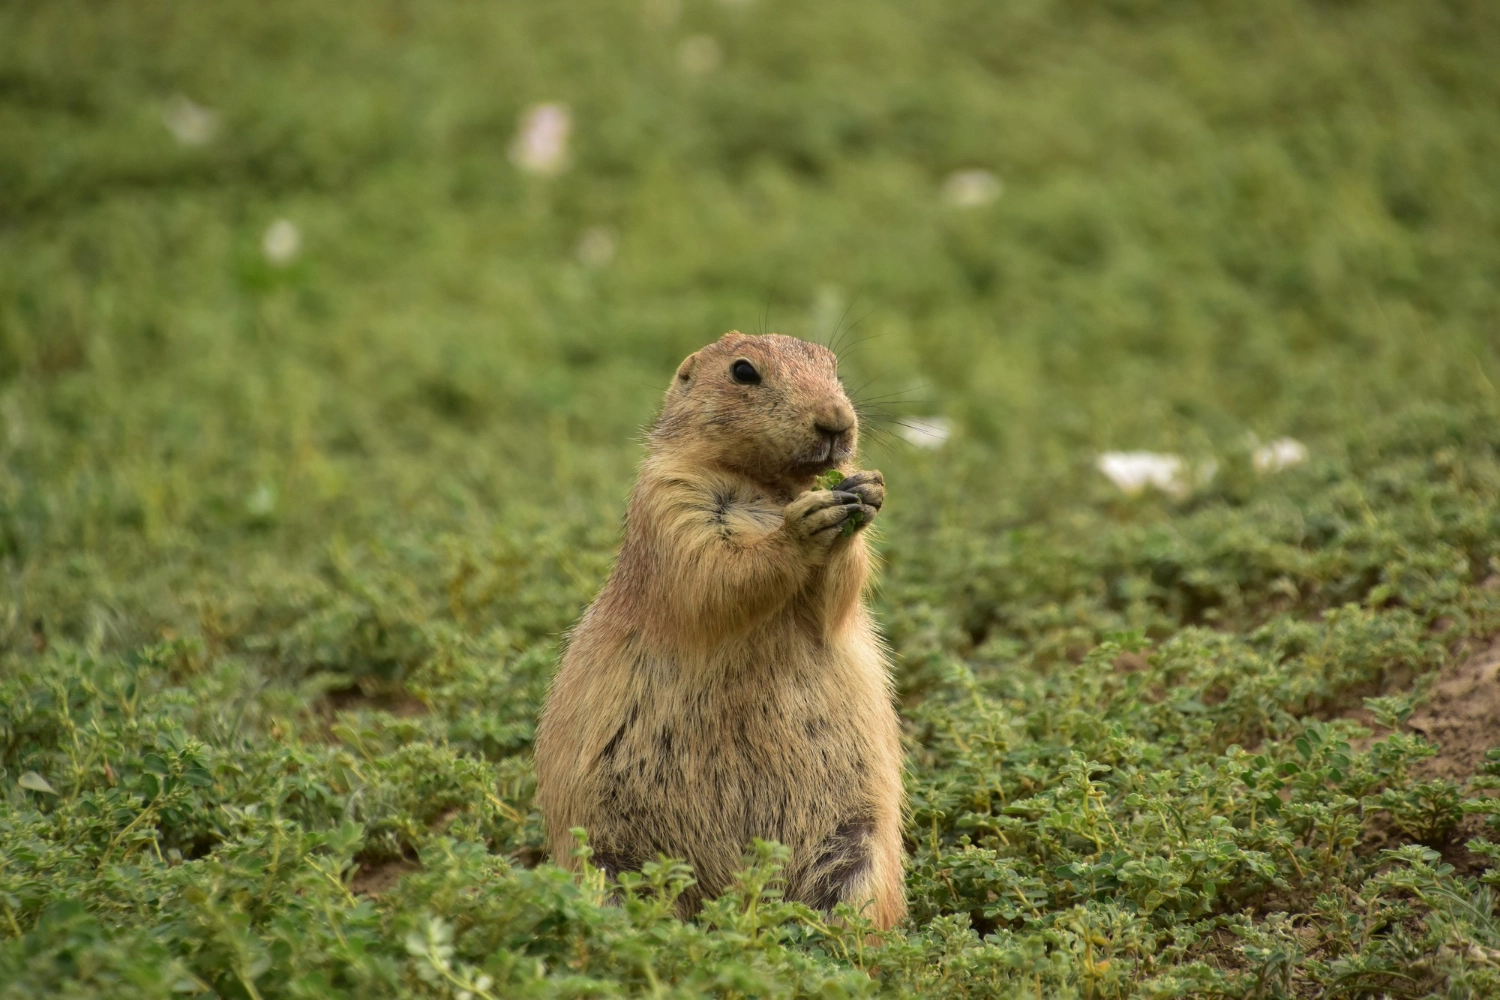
[{"x1": 3, "y1": 2, "x2": 1500, "y2": 998}]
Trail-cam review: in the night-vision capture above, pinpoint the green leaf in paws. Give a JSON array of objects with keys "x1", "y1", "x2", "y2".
[
  {"x1": 816, "y1": 469, "x2": 846, "y2": 490},
  {"x1": 840, "y1": 508, "x2": 864, "y2": 537}
]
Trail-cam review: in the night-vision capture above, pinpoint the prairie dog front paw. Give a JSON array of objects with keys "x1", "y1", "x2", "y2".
[
  {"x1": 837, "y1": 470, "x2": 884, "y2": 516},
  {"x1": 785, "y1": 489, "x2": 866, "y2": 557}
]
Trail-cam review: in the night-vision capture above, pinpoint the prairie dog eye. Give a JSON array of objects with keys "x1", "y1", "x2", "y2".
[{"x1": 730, "y1": 359, "x2": 762, "y2": 385}]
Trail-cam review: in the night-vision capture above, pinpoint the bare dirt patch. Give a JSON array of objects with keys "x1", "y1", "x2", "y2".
[
  {"x1": 1407, "y1": 636, "x2": 1500, "y2": 781},
  {"x1": 1349, "y1": 636, "x2": 1500, "y2": 873},
  {"x1": 323, "y1": 683, "x2": 429, "y2": 719},
  {"x1": 351, "y1": 857, "x2": 420, "y2": 896}
]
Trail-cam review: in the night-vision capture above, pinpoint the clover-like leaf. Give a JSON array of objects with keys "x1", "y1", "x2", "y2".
[{"x1": 19, "y1": 771, "x2": 57, "y2": 795}]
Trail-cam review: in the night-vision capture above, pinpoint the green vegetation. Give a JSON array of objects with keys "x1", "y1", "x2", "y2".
[{"x1": 4, "y1": 0, "x2": 1500, "y2": 996}]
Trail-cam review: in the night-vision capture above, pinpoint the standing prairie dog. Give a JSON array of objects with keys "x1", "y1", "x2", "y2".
[{"x1": 534, "y1": 331, "x2": 906, "y2": 927}]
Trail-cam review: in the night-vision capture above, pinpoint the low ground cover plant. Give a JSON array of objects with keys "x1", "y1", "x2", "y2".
[{"x1": 3, "y1": 1, "x2": 1500, "y2": 996}]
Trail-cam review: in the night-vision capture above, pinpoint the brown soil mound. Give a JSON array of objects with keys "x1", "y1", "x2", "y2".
[
  {"x1": 1408, "y1": 636, "x2": 1500, "y2": 780},
  {"x1": 1349, "y1": 636, "x2": 1500, "y2": 875}
]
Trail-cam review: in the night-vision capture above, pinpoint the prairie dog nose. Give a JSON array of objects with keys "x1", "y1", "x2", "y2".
[{"x1": 813, "y1": 399, "x2": 856, "y2": 437}]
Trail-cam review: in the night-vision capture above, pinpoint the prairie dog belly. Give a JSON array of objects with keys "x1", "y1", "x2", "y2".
[{"x1": 577, "y1": 630, "x2": 891, "y2": 905}]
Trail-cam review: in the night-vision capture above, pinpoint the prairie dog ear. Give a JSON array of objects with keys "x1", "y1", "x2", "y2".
[{"x1": 675, "y1": 352, "x2": 698, "y2": 384}]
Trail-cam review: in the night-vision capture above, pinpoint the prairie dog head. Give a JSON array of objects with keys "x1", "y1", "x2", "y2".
[{"x1": 652, "y1": 332, "x2": 857, "y2": 488}]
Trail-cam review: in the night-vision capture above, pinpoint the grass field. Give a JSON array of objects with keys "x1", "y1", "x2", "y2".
[{"x1": 4, "y1": 0, "x2": 1500, "y2": 996}]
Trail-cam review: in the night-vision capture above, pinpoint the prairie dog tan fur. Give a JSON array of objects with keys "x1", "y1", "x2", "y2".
[{"x1": 534, "y1": 331, "x2": 905, "y2": 928}]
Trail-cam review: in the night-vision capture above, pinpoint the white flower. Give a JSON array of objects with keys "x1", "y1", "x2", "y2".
[
  {"x1": 261, "y1": 219, "x2": 301, "y2": 266},
  {"x1": 900, "y1": 417, "x2": 951, "y2": 449},
  {"x1": 576, "y1": 226, "x2": 617, "y2": 266},
  {"x1": 678, "y1": 35, "x2": 722, "y2": 75},
  {"x1": 1097, "y1": 451, "x2": 1215, "y2": 498},
  {"x1": 510, "y1": 103, "x2": 572, "y2": 176},
  {"x1": 1253, "y1": 437, "x2": 1308, "y2": 473},
  {"x1": 942, "y1": 169, "x2": 1002, "y2": 208},
  {"x1": 162, "y1": 94, "x2": 218, "y2": 146}
]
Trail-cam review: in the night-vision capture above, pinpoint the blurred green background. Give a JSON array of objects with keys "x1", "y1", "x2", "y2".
[
  {"x1": 4, "y1": 0, "x2": 1496, "y2": 653},
  {"x1": 4, "y1": 1, "x2": 1500, "y2": 996}
]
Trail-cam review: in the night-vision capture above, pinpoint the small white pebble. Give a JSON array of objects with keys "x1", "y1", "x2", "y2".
[
  {"x1": 678, "y1": 35, "x2": 722, "y2": 75},
  {"x1": 162, "y1": 94, "x2": 218, "y2": 146},
  {"x1": 942, "y1": 169, "x2": 1002, "y2": 208},
  {"x1": 900, "y1": 417, "x2": 951, "y2": 449},
  {"x1": 510, "y1": 103, "x2": 572, "y2": 176},
  {"x1": 576, "y1": 226, "x2": 617, "y2": 266},
  {"x1": 1098, "y1": 452, "x2": 1183, "y2": 495},
  {"x1": 1253, "y1": 437, "x2": 1309, "y2": 473},
  {"x1": 1097, "y1": 451, "x2": 1215, "y2": 498},
  {"x1": 261, "y1": 219, "x2": 301, "y2": 266}
]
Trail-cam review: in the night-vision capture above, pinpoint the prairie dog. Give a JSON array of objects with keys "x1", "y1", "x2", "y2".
[{"x1": 534, "y1": 331, "x2": 905, "y2": 928}]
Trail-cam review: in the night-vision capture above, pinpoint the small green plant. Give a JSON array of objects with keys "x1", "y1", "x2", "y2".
[{"x1": 816, "y1": 469, "x2": 847, "y2": 491}]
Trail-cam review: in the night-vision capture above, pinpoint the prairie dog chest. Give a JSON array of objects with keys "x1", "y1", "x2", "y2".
[
  {"x1": 695, "y1": 481, "x2": 782, "y2": 540},
  {"x1": 625, "y1": 636, "x2": 880, "y2": 791}
]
